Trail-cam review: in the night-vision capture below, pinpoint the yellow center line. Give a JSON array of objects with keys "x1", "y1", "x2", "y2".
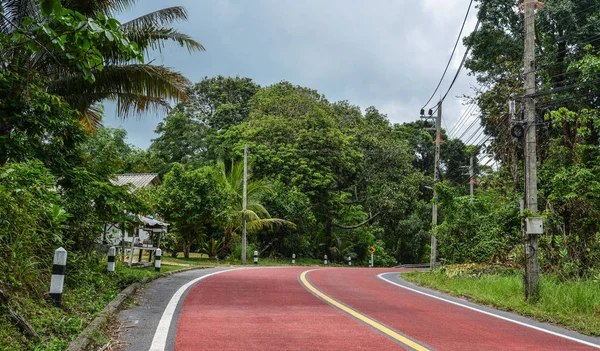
[{"x1": 299, "y1": 270, "x2": 432, "y2": 351}]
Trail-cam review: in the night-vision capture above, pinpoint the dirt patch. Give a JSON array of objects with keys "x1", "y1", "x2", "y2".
[{"x1": 161, "y1": 261, "x2": 190, "y2": 267}]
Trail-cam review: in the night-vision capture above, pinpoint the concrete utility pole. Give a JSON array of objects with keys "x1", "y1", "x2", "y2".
[
  {"x1": 430, "y1": 101, "x2": 442, "y2": 269},
  {"x1": 469, "y1": 155, "x2": 475, "y2": 196},
  {"x1": 242, "y1": 145, "x2": 248, "y2": 264},
  {"x1": 523, "y1": 0, "x2": 540, "y2": 300}
]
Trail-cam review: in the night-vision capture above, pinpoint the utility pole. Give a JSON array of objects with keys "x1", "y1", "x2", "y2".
[
  {"x1": 469, "y1": 155, "x2": 475, "y2": 196},
  {"x1": 523, "y1": 0, "x2": 542, "y2": 300},
  {"x1": 430, "y1": 101, "x2": 442, "y2": 269},
  {"x1": 241, "y1": 145, "x2": 248, "y2": 264}
]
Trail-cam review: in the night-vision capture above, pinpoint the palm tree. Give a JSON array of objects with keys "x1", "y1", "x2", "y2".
[
  {"x1": 1, "y1": 0, "x2": 204, "y2": 130},
  {"x1": 200, "y1": 238, "x2": 223, "y2": 260},
  {"x1": 330, "y1": 235, "x2": 356, "y2": 263},
  {"x1": 215, "y1": 160, "x2": 294, "y2": 259}
]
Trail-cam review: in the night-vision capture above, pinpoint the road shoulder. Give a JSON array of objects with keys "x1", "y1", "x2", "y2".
[
  {"x1": 379, "y1": 272, "x2": 600, "y2": 349},
  {"x1": 117, "y1": 267, "x2": 233, "y2": 351}
]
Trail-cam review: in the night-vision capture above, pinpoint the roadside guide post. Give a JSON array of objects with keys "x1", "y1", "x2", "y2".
[
  {"x1": 155, "y1": 248, "x2": 162, "y2": 272},
  {"x1": 49, "y1": 247, "x2": 67, "y2": 307},
  {"x1": 107, "y1": 246, "x2": 116, "y2": 273},
  {"x1": 254, "y1": 251, "x2": 258, "y2": 264}
]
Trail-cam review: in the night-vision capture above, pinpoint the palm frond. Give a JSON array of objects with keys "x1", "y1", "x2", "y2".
[
  {"x1": 249, "y1": 218, "x2": 296, "y2": 233},
  {"x1": 247, "y1": 179, "x2": 274, "y2": 199},
  {"x1": 121, "y1": 6, "x2": 188, "y2": 29},
  {"x1": 79, "y1": 104, "x2": 104, "y2": 132},
  {"x1": 229, "y1": 159, "x2": 244, "y2": 195},
  {"x1": 0, "y1": 0, "x2": 39, "y2": 33},
  {"x1": 62, "y1": 0, "x2": 136, "y2": 16},
  {"x1": 232, "y1": 209, "x2": 295, "y2": 233},
  {"x1": 112, "y1": 92, "x2": 172, "y2": 117},
  {"x1": 48, "y1": 64, "x2": 190, "y2": 117},
  {"x1": 122, "y1": 27, "x2": 205, "y2": 56},
  {"x1": 215, "y1": 160, "x2": 240, "y2": 195},
  {"x1": 246, "y1": 201, "x2": 271, "y2": 219}
]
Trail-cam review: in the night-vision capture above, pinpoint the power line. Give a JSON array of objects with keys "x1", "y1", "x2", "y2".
[
  {"x1": 526, "y1": 77, "x2": 600, "y2": 99},
  {"x1": 448, "y1": 102, "x2": 478, "y2": 137},
  {"x1": 456, "y1": 112, "x2": 482, "y2": 141},
  {"x1": 421, "y1": 0, "x2": 475, "y2": 110},
  {"x1": 439, "y1": 20, "x2": 482, "y2": 105}
]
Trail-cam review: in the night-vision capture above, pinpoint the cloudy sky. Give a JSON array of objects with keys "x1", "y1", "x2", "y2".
[{"x1": 105, "y1": 0, "x2": 481, "y2": 149}]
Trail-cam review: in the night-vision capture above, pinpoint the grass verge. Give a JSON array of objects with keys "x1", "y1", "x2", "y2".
[
  {"x1": 0, "y1": 263, "x2": 182, "y2": 351},
  {"x1": 402, "y1": 266, "x2": 600, "y2": 336},
  {"x1": 162, "y1": 252, "x2": 351, "y2": 267}
]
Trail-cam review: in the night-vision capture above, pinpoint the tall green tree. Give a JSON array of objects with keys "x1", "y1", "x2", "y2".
[
  {"x1": 221, "y1": 82, "x2": 362, "y2": 257},
  {"x1": 156, "y1": 163, "x2": 226, "y2": 258},
  {"x1": 149, "y1": 76, "x2": 260, "y2": 169}
]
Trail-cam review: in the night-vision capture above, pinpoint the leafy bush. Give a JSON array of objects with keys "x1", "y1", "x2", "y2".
[
  {"x1": 0, "y1": 161, "x2": 62, "y2": 297},
  {"x1": 435, "y1": 182, "x2": 521, "y2": 264},
  {"x1": 372, "y1": 240, "x2": 398, "y2": 267}
]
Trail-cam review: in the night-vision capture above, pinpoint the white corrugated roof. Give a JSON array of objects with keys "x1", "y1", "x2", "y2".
[
  {"x1": 111, "y1": 173, "x2": 161, "y2": 190},
  {"x1": 139, "y1": 215, "x2": 169, "y2": 227}
]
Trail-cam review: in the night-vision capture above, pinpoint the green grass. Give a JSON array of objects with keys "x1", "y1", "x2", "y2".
[
  {"x1": 162, "y1": 252, "x2": 353, "y2": 267},
  {"x1": 402, "y1": 268, "x2": 600, "y2": 336},
  {"x1": 232, "y1": 257, "x2": 348, "y2": 266},
  {"x1": 0, "y1": 263, "x2": 189, "y2": 351}
]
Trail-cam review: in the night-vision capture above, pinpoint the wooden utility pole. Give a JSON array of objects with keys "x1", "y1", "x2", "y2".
[
  {"x1": 241, "y1": 145, "x2": 248, "y2": 264},
  {"x1": 523, "y1": 0, "x2": 540, "y2": 299},
  {"x1": 469, "y1": 155, "x2": 475, "y2": 196},
  {"x1": 430, "y1": 101, "x2": 442, "y2": 269}
]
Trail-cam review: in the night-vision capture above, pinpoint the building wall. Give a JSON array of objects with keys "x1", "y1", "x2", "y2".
[{"x1": 102, "y1": 225, "x2": 155, "y2": 247}]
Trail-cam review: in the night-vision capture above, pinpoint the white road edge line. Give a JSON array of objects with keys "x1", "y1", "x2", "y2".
[
  {"x1": 149, "y1": 269, "x2": 236, "y2": 351},
  {"x1": 377, "y1": 273, "x2": 600, "y2": 349}
]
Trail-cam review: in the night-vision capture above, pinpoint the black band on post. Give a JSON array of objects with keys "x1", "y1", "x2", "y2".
[
  {"x1": 52, "y1": 264, "x2": 66, "y2": 275},
  {"x1": 50, "y1": 293, "x2": 62, "y2": 307}
]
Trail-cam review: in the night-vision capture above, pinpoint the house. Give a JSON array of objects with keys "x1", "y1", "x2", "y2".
[
  {"x1": 103, "y1": 174, "x2": 169, "y2": 248},
  {"x1": 111, "y1": 173, "x2": 162, "y2": 190}
]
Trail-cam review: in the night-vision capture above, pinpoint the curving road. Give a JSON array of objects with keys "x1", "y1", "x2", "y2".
[{"x1": 118, "y1": 267, "x2": 600, "y2": 351}]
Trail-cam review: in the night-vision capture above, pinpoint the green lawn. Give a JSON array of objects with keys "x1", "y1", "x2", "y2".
[{"x1": 402, "y1": 268, "x2": 600, "y2": 336}]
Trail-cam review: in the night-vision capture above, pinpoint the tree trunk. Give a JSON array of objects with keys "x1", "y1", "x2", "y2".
[
  {"x1": 183, "y1": 230, "x2": 191, "y2": 259},
  {"x1": 0, "y1": 124, "x2": 11, "y2": 166},
  {"x1": 325, "y1": 218, "x2": 333, "y2": 260},
  {"x1": 184, "y1": 241, "x2": 191, "y2": 259},
  {"x1": 218, "y1": 229, "x2": 232, "y2": 259}
]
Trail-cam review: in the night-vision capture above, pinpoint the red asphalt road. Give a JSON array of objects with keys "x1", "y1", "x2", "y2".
[
  {"x1": 308, "y1": 268, "x2": 596, "y2": 351},
  {"x1": 175, "y1": 268, "x2": 399, "y2": 350},
  {"x1": 174, "y1": 267, "x2": 597, "y2": 351}
]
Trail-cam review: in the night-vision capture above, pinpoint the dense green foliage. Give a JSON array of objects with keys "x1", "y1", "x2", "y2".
[
  {"x1": 145, "y1": 78, "x2": 429, "y2": 265},
  {"x1": 0, "y1": 1, "x2": 201, "y2": 349},
  {"x1": 428, "y1": 0, "x2": 600, "y2": 278}
]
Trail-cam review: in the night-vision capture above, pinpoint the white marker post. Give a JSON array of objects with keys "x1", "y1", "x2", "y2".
[
  {"x1": 107, "y1": 246, "x2": 116, "y2": 273},
  {"x1": 370, "y1": 253, "x2": 374, "y2": 268},
  {"x1": 348, "y1": 256, "x2": 352, "y2": 266},
  {"x1": 155, "y1": 248, "x2": 162, "y2": 272},
  {"x1": 324, "y1": 254, "x2": 328, "y2": 265},
  {"x1": 292, "y1": 253, "x2": 296, "y2": 264},
  {"x1": 253, "y1": 250, "x2": 258, "y2": 264},
  {"x1": 49, "y1": 247, "x2": 67, "y2": 307}
]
